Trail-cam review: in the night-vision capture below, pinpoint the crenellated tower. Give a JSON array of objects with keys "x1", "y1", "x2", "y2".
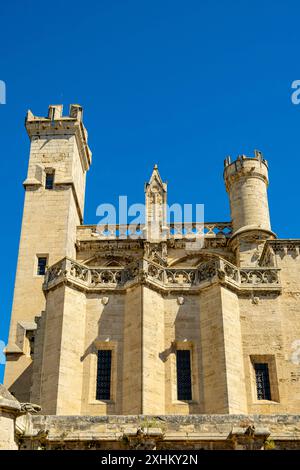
[
  {"x1": 4, "y1": 105, "x2": 92, "y2": 401},
  {"x1": 224, "y1": 151, "x2": 275, "y2": 266}
]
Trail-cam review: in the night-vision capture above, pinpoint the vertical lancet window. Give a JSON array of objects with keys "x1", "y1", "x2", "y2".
[
  {"x1": 96, "y1": 350, "x2": 112, "y2": 400},
  {"x1": 176, "y1": 350, "x2": 192, "y2": 400},
  {"x1": 254, "y1": 363, "x2": 271, "y2": 400}
]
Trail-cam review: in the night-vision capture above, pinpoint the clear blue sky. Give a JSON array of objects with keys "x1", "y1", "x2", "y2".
[{"x1": 1, "y1": 0, "x2": 300, "y2": 382}]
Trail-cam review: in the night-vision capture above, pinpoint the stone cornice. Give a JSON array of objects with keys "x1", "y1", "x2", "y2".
[
  {"x1": 260, "y1": 239, "x2": 300, "y2": 266},
  {"x1": 228, "y1": 227, "x2": 276, "y2": 246},
  {"x1": 75, "y1": 238, "x2": 231, "y2": 255}
]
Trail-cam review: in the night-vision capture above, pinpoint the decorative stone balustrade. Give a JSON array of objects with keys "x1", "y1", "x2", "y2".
[
  {"x1": 44, "y1": 258, "x2": 136, "y2": 290},
  {"x1": 77, "y1": 222, "x2": 232, "y2": 241},
  {"x1": 44, "y1": 257, "x2": 281, "y2": 293}
]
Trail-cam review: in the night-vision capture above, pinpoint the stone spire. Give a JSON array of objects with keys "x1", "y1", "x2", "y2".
[{"x1": 144, "y1": 165, "x2": 168, "y2": 241}]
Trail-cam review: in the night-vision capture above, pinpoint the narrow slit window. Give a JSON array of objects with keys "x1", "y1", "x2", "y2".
[
  {"x1": 45, "y1": 172, "x2": 54, "y2": 189},
  {"x1": 176, "y1": 350, "x2": 192, "y2": 400},
  {"x1": 37, "y1": 257, "x2": 47, "y2": 276},
  {"x1": 254, "y1": 363, "x2": 271, "y2": 400},
  {"x1": 96, "y1": 350, "x2": 112, "y2": 400}
]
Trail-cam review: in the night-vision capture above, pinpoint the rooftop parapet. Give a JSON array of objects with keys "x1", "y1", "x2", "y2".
[
  {"x1": 26, "y1": 104, "x2": 84, "y2": 122},
  {"x1": 224, "y1": 149, "x2": 268, "y2": 169},
  {"x1": 76, "y1": 222, "x2": 233, "y2": 241}
]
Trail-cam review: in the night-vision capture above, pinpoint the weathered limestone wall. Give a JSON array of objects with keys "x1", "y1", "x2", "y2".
[
  {"x1": 199, "y1": 285, "x2": 247, "y2": 414},
  {"x1": 4, "y1": 188, "x2": 77, "y2": 401},
  {"x1": 39, "y1": 285, "x2": 86, "y2": 414},
  {"x1": 164, "y1": 294, "x2": 202, "y2": 414},
  {"x1": 199, "y1": 285, "x2": 228, "y2": 413},
  {"x1": 277, "y1": 254, "x2": 300, "y2": 414},
  {"x1": 39, "y1": 286, "x2": 65, "y2": 414},
  {"x1": 3, "y1": 353, "x2": 32, "y2": 404},
  {"x1": 65, "y1": 188, "x2": 83, "y2": 258},
  {"x1": 240, "y1": 293, "x2": 284, "y2": 413},
  {"x1": 122, "y1": 286, "x2": 142, "y2": 414},
  {"x1": 142, "y1": 287, "x2": 165, "y2": 414},
  {"x1": 240, "y1": 250, "x2": 300, "y2": 413},
  {"x1": 19, "y1": 414, "x2": 300, "y2": 450},
  {"x1": 30, "y1": 311, "x2": 46, "y2": 404},
  {"x1": 221, "y1": 287, "x2": 247, "y2": 413},
  {"x1": 70, "y1": 136, "x2": 87, "y2": 217},
  {"x1": 55, "y1": 287, "x2": 86, "y2": 414},
  {"x1": 81, "y1": 293, "x2": 125, "y2": 415}
]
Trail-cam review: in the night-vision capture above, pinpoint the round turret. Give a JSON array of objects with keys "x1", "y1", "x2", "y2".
[{"x1": 223, "y1": 151, "x2": 273, "y2": 237}]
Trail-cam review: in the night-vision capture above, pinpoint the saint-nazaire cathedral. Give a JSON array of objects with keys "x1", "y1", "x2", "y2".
[{"x1": 1, "y1": 105, "x2": 300, "y2": 450}]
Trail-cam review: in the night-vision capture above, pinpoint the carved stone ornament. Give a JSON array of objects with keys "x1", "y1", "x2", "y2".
[
  {"x1": 44, "y1": 257, "x2": 281, "y2": 295},
  {"x1": 102, "y1": 296, "x2": 109, "y2": 305},
  {"x1": 20, "y1": 403, "x2": 41, "y2": 414},
  {"x1": 177, "y1": 296, "x2": 185, "y2": 305}
]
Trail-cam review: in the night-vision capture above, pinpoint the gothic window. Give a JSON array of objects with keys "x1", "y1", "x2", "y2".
[
  {"x1": 37, "y1": 257, "x2": 47, "y2": 276},
  {"x1": 176, "y1": 350, "x2": 192, "y2": 400},
  {"x1": 254, "y1": 363, "x2": 271, "y2": 400},
  {"x1": 45, "y1": 171, "x2": 54, "y2": 189},
  {"x1": 96, "y1": 350, "x2": 112, "y2": 400}
]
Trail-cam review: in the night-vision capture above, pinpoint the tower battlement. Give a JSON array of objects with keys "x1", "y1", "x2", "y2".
[
  {"x1": 25, "y1": 104, "x2": 92, "y2": 171},
  {"x1": 26, "y1": 104, "x2": 84, "y2": 122},
  {"x1": 223, "y1": 150, "x2": 269, "y2": 191},
  {"x1": 224, "y1": 149, "x2": 267, "y2": 167}
]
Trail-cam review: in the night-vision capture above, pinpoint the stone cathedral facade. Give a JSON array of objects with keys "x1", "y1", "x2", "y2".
[{"x1": 1, "y1": 104, "x2": 300, "y2": 450}]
